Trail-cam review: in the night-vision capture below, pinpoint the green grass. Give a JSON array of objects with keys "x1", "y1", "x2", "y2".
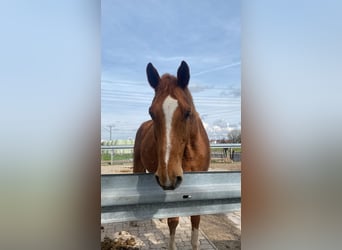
[
  {"x1": 102, "y1": 148, "x2": 241, "y2": 163},
  {"x1": 101, "y1": 153, "x2": 133, "y2": 161}
]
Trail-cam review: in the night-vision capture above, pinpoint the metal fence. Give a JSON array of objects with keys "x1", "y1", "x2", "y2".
[
  {"x1": 101, "y1": 143, "x2": 241, "y2": 165},
  {"x1": 101, "y1": 171, "x2": 241, "y2": 224}
]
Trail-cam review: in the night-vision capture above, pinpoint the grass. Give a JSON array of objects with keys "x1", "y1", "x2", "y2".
[
  {"x1": 101, "y1": 153, "x2": 133, "y2": 161},
  {"x1": 101, "y1": 148, "x2": 241, "y2": 162}
]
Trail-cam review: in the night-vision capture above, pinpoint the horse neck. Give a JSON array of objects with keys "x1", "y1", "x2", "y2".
[
  {"x1": 185, "y1": 92, "x2": 204, "y2": 140},
  {"x1": 188, "y1": 112, "x2": 206, "y2": 142}
]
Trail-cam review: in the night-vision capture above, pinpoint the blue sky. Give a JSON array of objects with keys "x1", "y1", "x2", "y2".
[{"x1": 101, "y1": 0, "x2": 240, "y2": 140}]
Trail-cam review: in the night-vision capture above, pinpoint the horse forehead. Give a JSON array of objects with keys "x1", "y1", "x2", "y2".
[{"x1": 162, "y1": 95, "x2": 178, "y2": 111}]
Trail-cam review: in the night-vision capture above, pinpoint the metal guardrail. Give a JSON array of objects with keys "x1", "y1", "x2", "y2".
[
  {"x1": 101, "y1": 145, "x2": 136, "y2": 150},
  {"x1": 101, "y1": 171, "x2": 241, "y2": 224},
  {"x1": 209, "y1": 143, "x2": 241, "y2": 149}
]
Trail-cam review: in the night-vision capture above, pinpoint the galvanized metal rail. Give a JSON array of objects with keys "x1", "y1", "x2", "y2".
[{"x1": 101, "y1": 171, "x2": 241, "y2": 224}]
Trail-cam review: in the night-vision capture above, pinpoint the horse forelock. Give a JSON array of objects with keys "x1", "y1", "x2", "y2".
[
  {"x1": 154, "y1": 74, "x2": 194, "y2": 111},
  {"x1": 156, "y1": 74, "x2": 177, "y2": 92}
]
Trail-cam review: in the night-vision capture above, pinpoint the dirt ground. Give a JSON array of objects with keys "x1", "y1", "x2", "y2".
[
  {"x1": 101, "y1": 161, "x2": 241, "y2": 174},
  {"x1": 101, "y1": 161, "x2": 241, "y2": 250},
  {"x1": 200, "y1": 213, "x2": 241, "y2": 250}
]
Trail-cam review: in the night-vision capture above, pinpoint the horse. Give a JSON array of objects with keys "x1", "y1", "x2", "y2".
[{"x1": 133, "y1": 61, "x2": 210, "y2": 250}]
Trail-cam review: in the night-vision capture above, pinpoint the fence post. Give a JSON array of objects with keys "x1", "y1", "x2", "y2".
[{"x1": 111, "y1": 148, "x2": 114, "y2": 165}]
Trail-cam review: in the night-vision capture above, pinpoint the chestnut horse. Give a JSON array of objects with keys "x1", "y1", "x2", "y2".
[{"x1": 133, "y1": 61, "x2": 210, "y2": 250}]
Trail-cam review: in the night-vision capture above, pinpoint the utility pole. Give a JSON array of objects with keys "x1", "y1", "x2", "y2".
[{"x1": 106, "y1": 124, "x2": 115, "y2": 141}]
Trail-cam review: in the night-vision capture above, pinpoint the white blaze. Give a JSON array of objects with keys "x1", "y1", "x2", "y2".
[{"x1": 162, "y1": 95, "x2": 178, "y2": 167}]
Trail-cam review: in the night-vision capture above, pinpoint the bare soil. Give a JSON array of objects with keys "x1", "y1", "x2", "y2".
[
  {"x1": 200, "y1": 214, "x2": 241, "y2": 250},
  {"x1": 101, "y1": 162, "x2": 241, "y2": 250},
  {"x1": 101, "y1": 161, "x2": 241, "y2": 175}
]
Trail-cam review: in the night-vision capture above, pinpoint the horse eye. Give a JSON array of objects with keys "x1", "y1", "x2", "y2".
[{"x1": 184, "y1": 110, "x2": 192, "y2": 119}]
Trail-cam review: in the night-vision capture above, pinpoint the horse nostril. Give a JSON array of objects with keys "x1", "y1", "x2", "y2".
[
  {"x1": 155, "y1": 175, "x2": 161, "y2": 186},
  {"x1": 175, "y1": 176, "x2": 183, "y2": 189}
]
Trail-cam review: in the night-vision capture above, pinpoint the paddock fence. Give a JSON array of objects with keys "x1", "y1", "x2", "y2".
[{"x1": 101, "y1": 143, "x2": 241, "y2": 165}]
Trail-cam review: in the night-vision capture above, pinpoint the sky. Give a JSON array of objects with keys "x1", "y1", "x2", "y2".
[{"x1": 101, "y1": 0, "x2": 240, "y2": 141}]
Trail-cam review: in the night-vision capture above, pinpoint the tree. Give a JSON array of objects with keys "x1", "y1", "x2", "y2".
[{"x1": 227, "y1": 129, "x2": 241, "y2": 143}]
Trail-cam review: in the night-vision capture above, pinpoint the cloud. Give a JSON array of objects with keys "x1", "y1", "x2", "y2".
[
  {"x1": 189, "y1": 83, "x2": 212, "y2": 93},
  {"x1": 203, "y1": 119, "x2": 241, "y2": 139},
  {"x1": 219, "y1": 87, "x2": 241, "y2": 98}
]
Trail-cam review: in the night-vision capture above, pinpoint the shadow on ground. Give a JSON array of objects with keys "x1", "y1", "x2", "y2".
[{"x1": 200, "y1": 214, "x2": 241, "y2": 250}]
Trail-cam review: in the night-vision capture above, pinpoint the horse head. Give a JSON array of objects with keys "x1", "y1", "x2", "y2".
[{"x1": 146, "y1": 61, "x2": 195, "y2": 190}]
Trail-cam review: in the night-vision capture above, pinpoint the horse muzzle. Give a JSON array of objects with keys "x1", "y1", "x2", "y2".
[{"x1": 155, "y1": 175, "x2": 183, "y2": 190}]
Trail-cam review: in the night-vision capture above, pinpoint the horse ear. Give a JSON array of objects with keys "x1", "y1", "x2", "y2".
[
  {"x1": 177, "y1": 61, "x2": 190, "y2": 88},
  {"x1": 146, "y1": 63, "x2": 160, "y2": 89}
]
